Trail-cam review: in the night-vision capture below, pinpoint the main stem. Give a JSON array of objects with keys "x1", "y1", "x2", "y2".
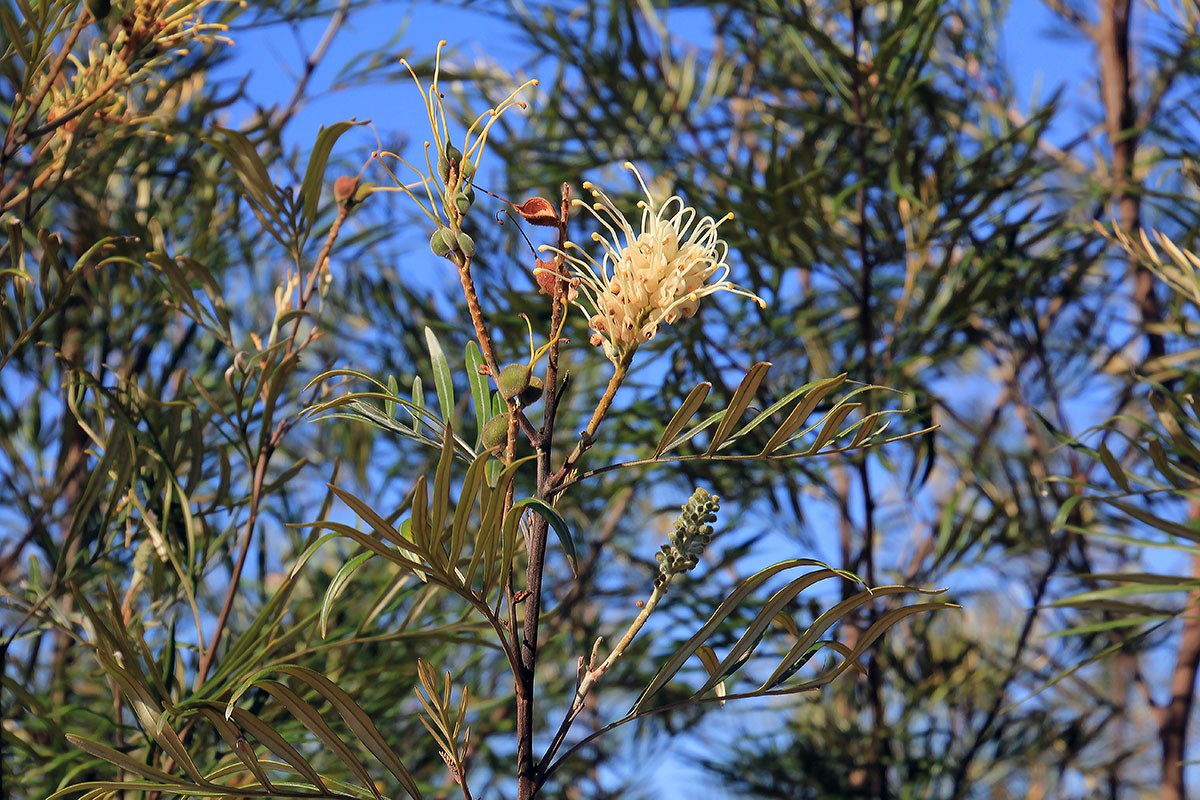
[{"x1": 515, "y1": 186, "x2": 572, "y2": 800}]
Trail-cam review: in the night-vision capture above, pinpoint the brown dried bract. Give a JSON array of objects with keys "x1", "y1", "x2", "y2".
[{"x1": 514, "y1": 196, "x2": 560, "y2": 227}]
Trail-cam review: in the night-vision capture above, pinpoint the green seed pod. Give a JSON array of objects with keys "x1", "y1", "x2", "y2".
[
  {"x1": 460, "y1": 158, "x2": 475, "y2": 181},
  {"x1": 430, "y1": 227, "x2": 453, "y2": 258},
  {"x1": 519, "y1": 374, "x2": 544, "y2": 407},
  {"x1": 497, "y1": 363, "x2": 532, "y2": 402},
  {"x1": 481, "y1": 414, "x2": 509, "y2": 451},
  {"x1": 454, "y1": 190, "x2": 472, "y2": 215},
  {"x1": 353, "y1": 181, "x2": 376, "y2": 203},
  {"x1": 438, "y1": 153, "x2": 451, "y2": 182},
  {"x1": 457, "y1": 231, "x2": 476, "y2": 258},
  {"x1": 445, "y1": 140, "x2": 463, "y2": 166}
]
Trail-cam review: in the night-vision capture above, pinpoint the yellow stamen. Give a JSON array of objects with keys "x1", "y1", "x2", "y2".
[
  {"x1": 400, "y1": 57, "x2": 441, "y2": 160},
  {"x1": 377, "y1": 149, "x2": 442, "y2": 222},
  {"x1": 433, "y1": 41, "x2": 450, "y2": 155},
  {"x1": 371, "y1": 152, "x2": 438, "y2": 224}
]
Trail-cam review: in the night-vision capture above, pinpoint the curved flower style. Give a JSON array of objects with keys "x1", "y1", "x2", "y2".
[
  {"x1": 543, "y1": 163, "x2": 764, "y2": 365},
  {"x1": 374, "y1": 41, "x2": 537, "y2": 231}
]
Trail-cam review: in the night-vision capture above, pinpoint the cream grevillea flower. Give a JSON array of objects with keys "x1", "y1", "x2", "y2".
[{"x1": 542, "y1": 163, "x2": 764, "y2": 364}]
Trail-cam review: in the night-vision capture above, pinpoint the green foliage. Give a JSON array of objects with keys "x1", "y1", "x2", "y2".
[
  {"x1": 15, "y1": 0, "x2": 1200, "y2": 798},
  {"x1": 476, "y1": 0, "x2": 1200, "y2": 796},
  {"x1": 2, "y1": 7, "x2": 936, "y2": 800}
]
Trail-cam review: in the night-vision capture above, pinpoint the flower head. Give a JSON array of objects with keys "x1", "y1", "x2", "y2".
[{"x1": 543, "y1": 163, "x2": 763, "y2": 364}]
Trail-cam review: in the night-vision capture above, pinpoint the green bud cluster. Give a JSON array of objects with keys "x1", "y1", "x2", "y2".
[
  {"x1": 429, "y1": 139, "x2": 482, "y2": 259},
  {"x1": 437, "y1": 142, "x2": 464, "y2": 183},
  {"x1": 429, "y1": 226, "x2": 476, "y2": 259},
  {"x1": 496, "y1": 363, "x2": 544, "y2": 406},
  {"x1": 655, "y1": 488, "x2": 720, "y2": 589}
]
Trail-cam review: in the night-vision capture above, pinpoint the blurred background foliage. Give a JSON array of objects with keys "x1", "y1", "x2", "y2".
[{"x1": 4, "y1": 0, "x2": 1200, "y2": 799}]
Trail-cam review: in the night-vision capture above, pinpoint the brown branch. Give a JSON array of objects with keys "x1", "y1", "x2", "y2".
[
  {"x1": 1043, "y1": 0, "x2": 1098, "y2": 36},
  {"x1": 275, "y1": 0, "x2": 351, "y2": 128},
  {"x1": 195, "y1": 200, "x2": 352, "y2": 690},
  {"x1": 1159, "y1": 556, "x2": 1200, "y2": 800},
  {"x1": 1096, "y1": 0, "x2": 1163, "y2": 359},
  {"x1": 0, "y1": 9, "x2": 89, "y2": 175},
  {"x1": 516, "y1": 184, "x2": 571, "y2": 800}
]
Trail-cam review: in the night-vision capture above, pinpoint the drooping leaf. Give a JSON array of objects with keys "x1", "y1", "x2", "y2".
[
  {"x1": 274, "y1": 666, "x2": 423, "y2": 800},
  {"x1": 299, "y1": 119, "x2": 361, "y2": 231},
  {"x1": 321, "y1": 551, "x2": 375, "y2": 638},
  {"x1": 655, "y1": 381, "x2": 711, "y2": 458},
  {"x1": 425, "y1": 326, "x2": 455, "y2": 424},
  {"x1": 704, "y1": 361, "x2": 772, "y2": 456}
]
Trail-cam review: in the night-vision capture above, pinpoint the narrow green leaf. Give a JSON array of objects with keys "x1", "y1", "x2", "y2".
[
  {"x1": 321, "y1": 552, "x2": 375, "y2": 638},
  {"x1": 288, "y1": 532, "x2": 342, "y2": 580},
  {"x1": 411, "y1": 475, "x2": 430, "y2": 554},
  {"x1": 256, "y1": 681, "x2": 382, "y2": 799},
  {"x1": 781, "y1": 603, "x2": 955, "y2": 694},
  {"x1": 1098, "y1": 442, "x2": 1130, "y2": 492},
  {"x1": 48, "y1": 783, "x2": 194, "y2": 800},
  {"x1": 64, "y1": 735, "x2": 183, "y2": 785},
  {"x1": 763, "y1": 586, "x2": 944, "y2": 689},
  {"x1": 398, "y1": 519, "x2": 427, "y2": 583},
  {"x1": 505, "y1": 497, "x2": 578, "y2": 576},
  {"x1": 1046, "y1": 614, "x2": 1164, "y2": 637},
  {"x1": 300, "y1": 120, "x2": 360, "y2": 230},
  {"x1": 633, "y1": 559, "x2": 846, "y2": 712},
  {"x1": 1105, "y1": 498, "x2": 1200, "y2": 543},
  {"x1": 425, "y1": 327, "x2": 454, "y2": 424},
  {"x1": 698, "y1": 570, "x2": 859, "y2": 695},
  {"x1": 385, "y1": 375, "x2": 399, "y2": 419},
  {"x1": 850, "y1": 411, "x2": 894, "y2": 450},
  {"x1": 655, "y1": 382, "x2": 711, "y2": 458},
  {"x1": 431, "y1": 420, "x2": 455, "y2": 543},
  {"x1": 275, "y1": 667, "x2": 423, "y2": 799},
  {"x1": 805, "y1": 403, "x2": 861, "y2": 454},
  {"x1": 451, "y1": 449, "x2": 494, "y2": 564},
  {"x1": 331, "y1": 486, "x2": 430, "y2": 557},
  {"x1": 223, "y1": 706, "x2": 328, "y2": 792},
  {"x1": 411, "y1": 375, "x2": 425, "y2": 433},
  {"x1": 694, "y1": 645, "x2": 726, "y2": 706},
  {"x1": 469, "y1": 455, "x2": 535, "y2": 590},
  {"x1": 1148, "y1": 438, "x2": 1195, "y2": 487},
  {"x1": 705, "y1": 362, "x2": 772, "y2": 456},
  {"x1": 465, "y1": 341, "x2": 489, "y2": 447},
  {"x1": 196, "y1": 708, "x2": 273, "y2": 791},
  {"x1": 1150, "y1": 392, "x2": 1200, "y2": 465}
]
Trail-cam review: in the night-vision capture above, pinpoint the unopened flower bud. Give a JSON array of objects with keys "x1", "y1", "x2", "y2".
[
  {"x1": 656, "y1": 488, "x2": 721, "y2": 588},
  {"x1": 454, "y1": 190, "x2": 473, "y2": 215},
  {"x1": 482, "y1": 414, "x2": 509, "y2": 451},
  {"x1": 456, "y1": 231, "x2": 476, "y2": 257},
  {"x1": 497, "y1": 363, "x2": 532, "y2": 402},
  {"x1": 519, "y1": 374, "x2": 544, "y2": 407},
  {"x1": 333, "y1": 175, "x2": 358, "y2": 204},
  {"x1": 430, "y1": 227, "x2": 454, "y2": 258}
]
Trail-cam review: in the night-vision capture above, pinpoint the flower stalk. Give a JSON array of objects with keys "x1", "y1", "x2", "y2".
[{"x1": 540, "y1": 489, "x2": 720, "y2": 773}]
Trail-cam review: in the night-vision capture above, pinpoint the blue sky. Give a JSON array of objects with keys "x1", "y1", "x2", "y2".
[{"x1": 209, "y1": 2, "x2": 1151, "y2": 797}]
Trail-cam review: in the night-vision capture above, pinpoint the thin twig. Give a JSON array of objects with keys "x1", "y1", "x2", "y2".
[{"x1": 196, "y1": 201, "x2": 352, "y2": 690}]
